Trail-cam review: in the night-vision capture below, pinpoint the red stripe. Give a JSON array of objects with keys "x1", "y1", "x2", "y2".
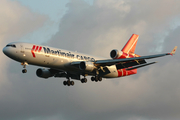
[
  {"x1": 117, "y1": 69, "x2": 137, "y2": 77},
  {"x1": 31, "y1": 45, "x2": 36, "y2": 58},
  {"x1": 117, "y1": 52, "x2": 129, "y2": 59},
  {"x1": 35, "y1": 46, "x2": 39, "y2": 52},
  {"x1": 38, "y1": 46, "x2": 42, "y2": 52},
  {"x1": 129, "y1": 54, "x2": 134, "y2": 58},
  {"x1": 32, "y1": 45, "x2": 36, "y2": 50}
]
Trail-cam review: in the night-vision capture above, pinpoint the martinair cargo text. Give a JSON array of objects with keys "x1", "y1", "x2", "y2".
[{"x1": 3, "y1": 34, "x2": 177, "y2": 86}]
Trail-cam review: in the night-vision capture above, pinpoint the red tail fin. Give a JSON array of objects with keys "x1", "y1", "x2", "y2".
[{"x1": 122, "y1": 34, "x2": 139, "y2": 54}]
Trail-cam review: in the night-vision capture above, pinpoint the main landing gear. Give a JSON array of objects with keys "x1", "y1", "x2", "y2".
[
  {"x1": 21, "y1": 62, "x2": 28, "y2": 73},
  {"x1": 63, "y1": 76, "x2": 88, "y2": 86},
  {"x1": 80, "y1": 74, "x2": 88, "y2": 83},
  {"x1": 81, "y1": 78, "x2": 87, "y2": 83},
  {"x1": 63, "y1": 76, "x2": 103, "y2": 86},
  {"x1": 91, "y1": 70, "x2": 103, "y2": 82},
  {"x1": 62, "y1": 73, "x2": 102, "y2": 86},
  {"x1": 91, "y1": 76, "x2": 102, "y2": 82},
  {"x1": 63, "y1": 80, "x2": 74, "y2": 86},
  {"x1": 63, "y1": 78, "x2": 88, "y2": 86},
  {"x1": 63, "y1": 75, "x2": 75, "y2": 86}
]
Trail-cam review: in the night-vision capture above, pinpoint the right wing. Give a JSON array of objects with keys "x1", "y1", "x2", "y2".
[{"x1": 94, "y1": 46, "x2": 177, "y2": 67}]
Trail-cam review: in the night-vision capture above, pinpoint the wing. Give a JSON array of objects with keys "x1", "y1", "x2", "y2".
[{"x1": 94, "y1": 46, "x2": 177, "y2": 67}]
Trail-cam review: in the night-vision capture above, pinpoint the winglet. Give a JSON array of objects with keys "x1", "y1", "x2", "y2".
[{"x1": 170, "y1": 46, "x2": 177, "y2": 55}]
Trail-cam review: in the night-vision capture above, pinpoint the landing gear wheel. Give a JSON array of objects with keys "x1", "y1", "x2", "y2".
[
  {"x1": 21, "y1": 62, "x2": 28, "y2": 73},
  {"x1": 63, "y1": 81, "x2": 67, "y2": 86},
  {"x1": 81, "y1": 78, "x2": 85, "y2": 83},
  {"x1": 70, "y1": 81, "x2": 74, "y2": 86},
  {"x1": 67, "y1": 80, "x2": 71, "y2": 86},
  {"x1": 91, "y1": 77, "x2": 95, "y2": 81},
  {"x1": 95, "y1": 76, "x2": 98, "y2": 82},
  {"x1": 81, "y1": 78, "x2": 87, "y2": 83},
  {"x1": 22, "y1": 69, "x2": 27, "y2": 73},
  {"x1": 95, "y1": 80, "x2": 98, "y2": 82},
  {"x1": 84, "y1": 78, "x2": 87, "y2": 83},
  {"x1": 91, "y1": 76, "x2": 103, "y2": 82},
  {"x1": 98, "y1": 77, "x2": 102, "y2": 81},
  {"x1": 64, "y1": 80, "x2": 74, "y2": 86}
]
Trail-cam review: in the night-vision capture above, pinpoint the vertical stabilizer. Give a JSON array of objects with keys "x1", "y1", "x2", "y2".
[{"x1": 122, "y1": 34, "x2": 139, "y2": 54}]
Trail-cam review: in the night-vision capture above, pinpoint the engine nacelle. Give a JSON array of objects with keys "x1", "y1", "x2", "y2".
[
  {"x1": 110, "y1": 49, "x2": 138, "y2": 59},
  {"x1": 36, "y1": 68, "x2": 53, "y2": 79},
  {"x1": 110, "y1": 49, "x2": 123, "y2": 59},
  {"x1": 79, "y1": 61, "x2": 96, "y2": 72}
]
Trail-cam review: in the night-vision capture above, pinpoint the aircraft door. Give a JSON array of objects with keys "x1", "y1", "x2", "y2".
[{"x1": 20, "y1": 44, "x2": 25, "y2": 56}]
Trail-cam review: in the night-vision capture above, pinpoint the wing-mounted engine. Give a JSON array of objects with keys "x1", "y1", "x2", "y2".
[
  {"x1": 79, "y1": 61, "x2": 96, "y2": 72},
  {"x1": 36, "y1": 68, "x2": 54, "y2": 79}
]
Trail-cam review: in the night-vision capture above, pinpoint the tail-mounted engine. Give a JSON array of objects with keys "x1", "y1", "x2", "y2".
[
  {"x1": 79, "y1": 61, "x2": 96, "y2": 72},
  {"x1": 110, "y1": 49, "x2": 137, "y2": 59},
  {"x1": 36, "y1": 68, "x2": 54, "y2": 79},
  {"x1": 110, "y1": 49, "x2": 123, "y2": 59}
]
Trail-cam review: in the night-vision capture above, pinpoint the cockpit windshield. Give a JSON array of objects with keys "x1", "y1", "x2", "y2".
[{"x1": 6, "y1": 44, "x2": 16, "y2": 48}]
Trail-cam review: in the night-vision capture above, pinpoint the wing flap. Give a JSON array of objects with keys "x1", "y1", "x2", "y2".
[
  {"x1": 126, "y1": 62, "x2": 157, "y2": 70},
  {"x1": 116, "y1": 59, "x2": 146, "y2": 69}
]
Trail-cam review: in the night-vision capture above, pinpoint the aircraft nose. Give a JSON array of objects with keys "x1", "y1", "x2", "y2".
[
  {"x1": 2, "y1": 47, "x2": 7, "y2": 55},
  {"x1": 2, "y1": 47, "x2": 10, "y2": 57}
]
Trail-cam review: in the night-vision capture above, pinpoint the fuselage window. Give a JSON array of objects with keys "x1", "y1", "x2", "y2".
[{"x1": 6, "y1": 44, "x2": 16, "y2": 48}]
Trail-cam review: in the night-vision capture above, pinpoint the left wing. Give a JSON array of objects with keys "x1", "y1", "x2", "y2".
[{"x1": 94, "y1": 46, "x2": 177, "y2": 67}]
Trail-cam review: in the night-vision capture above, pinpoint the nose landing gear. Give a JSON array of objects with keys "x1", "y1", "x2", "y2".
[
  {"x1": 21, "y1": 62, "x2": 28, "y2": 73},
  {"x1": 22, "y1": 69, "x2": 27, "y2": 73}
]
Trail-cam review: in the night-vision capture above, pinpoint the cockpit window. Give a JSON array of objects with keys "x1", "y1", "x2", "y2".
[{"x1": 6, "y1": 44, "x2": 16, "y2": 48}]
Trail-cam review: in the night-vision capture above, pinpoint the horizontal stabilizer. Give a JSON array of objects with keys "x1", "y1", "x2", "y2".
[{"x1": 126, "y1": 62, "x2": 157, "y2": 70}]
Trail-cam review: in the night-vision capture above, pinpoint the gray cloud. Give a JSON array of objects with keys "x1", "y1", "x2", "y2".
[
  {"x1": 0, "y1": 0, "x2": 47, "y2": 119},
  {"x1": 1, "y1": 0, "x2": 180, "y2": 120},
  {"x1": 0, "y1": 0, "x2": 47, "y2": 100}
]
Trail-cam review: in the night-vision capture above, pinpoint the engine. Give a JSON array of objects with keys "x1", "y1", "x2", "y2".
[
  {"x1": 110, "y1": 49, "x2": 123, "y2": 59},
  {"x1": 79, "y1": 61, "x2": 96, "y2": 72},
  {"x1": 110, "y1": 49, "x2": 138, "y2": 59},
  {"x1": 36, "y1": 68, "x2": 53, "y2": 79}
]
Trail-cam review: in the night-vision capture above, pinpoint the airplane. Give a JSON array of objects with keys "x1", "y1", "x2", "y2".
[{"x1": 3, "y1": 34, "x2": 177, "y2": 86}]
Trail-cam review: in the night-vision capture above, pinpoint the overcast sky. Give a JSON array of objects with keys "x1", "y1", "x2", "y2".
[{"x1": 0, "y1": 0, "x2": 180, "y2": 120}]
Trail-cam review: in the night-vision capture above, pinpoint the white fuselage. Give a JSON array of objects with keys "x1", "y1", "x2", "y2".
[{"x1": 3, "y1": 42, "x2": 119, "y2": 78}]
